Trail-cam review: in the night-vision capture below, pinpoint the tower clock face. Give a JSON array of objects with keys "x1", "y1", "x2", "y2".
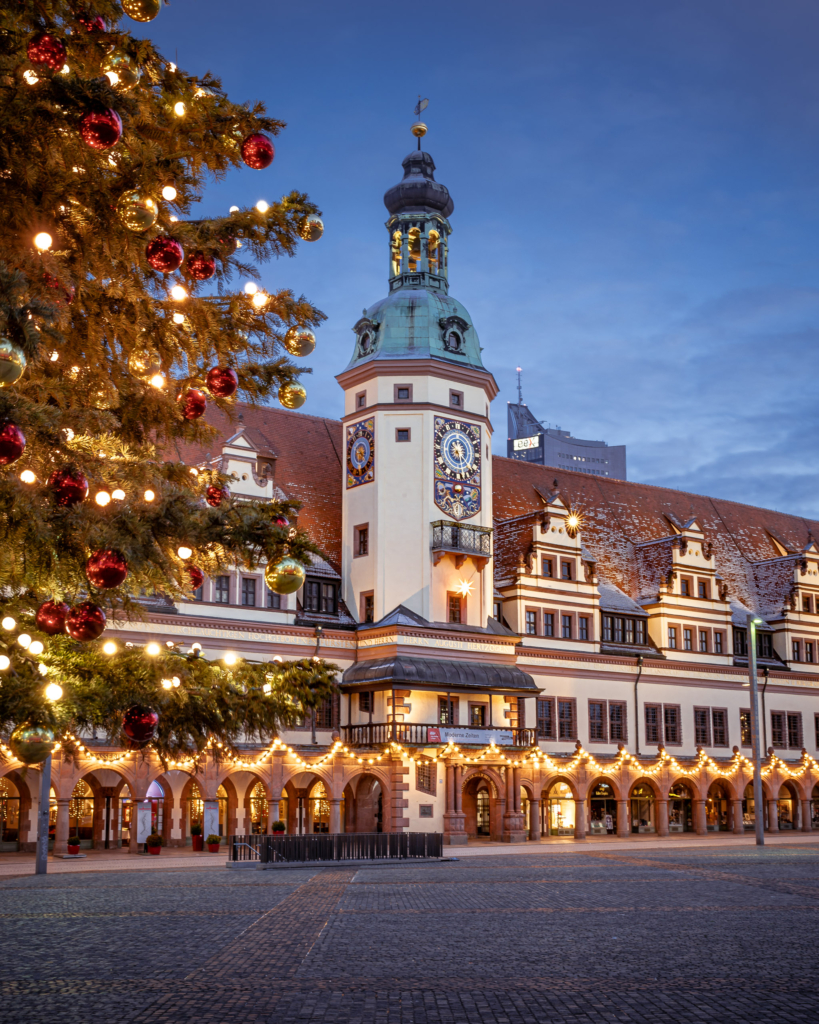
[
  {"x1": 346, "y1": 417, "x2": 375, "y2": 488},
  {"x1": 433, "y1": 417, "x2": 481, "y2": 521}
]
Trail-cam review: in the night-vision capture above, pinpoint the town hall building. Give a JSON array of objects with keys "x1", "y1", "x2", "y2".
[{"x1": 3, "y1": 132, "x2": 819, "y2": 855}]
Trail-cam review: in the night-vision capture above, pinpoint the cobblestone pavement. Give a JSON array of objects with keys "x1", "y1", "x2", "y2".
[{"x1": 1, "y1": 845, "x2": 818, "y2": 1023}]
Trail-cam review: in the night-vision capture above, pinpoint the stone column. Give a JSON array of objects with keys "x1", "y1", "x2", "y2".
[
  {"x1": 656, "y1": 798, "x2": 669, "y2": 837},
  {"x1": 616, "y1": 799, "x2": 630, "y2": 838},
  {"x1": 454, "y1": 767, "x2": 462, "y2": 813},
  {"x1": 502, "y1": 767, "x2": 526, "y2": 843},
  {"x1": 446, "y1": 765, "x2": 455, "y2": 812},
  {"x1": 767, "y1": 799, "x2": 779, "y2": 832},
  {"x1": 329, "y1": 799, "x2": 342, "y2": 835},
  {"x1": 53, "y1": 797, "x2": 70, "y2": 855},
  {"x1": 731, "y1": 799, "x2": 744, "y2": 834},
  {"x1": 801, "y1": 799, "x2": 812, "y2": 832},
  {"x1": 693, "y1": 799, "x2": 707, "y2": 835},
  {"x1": 443, "y1": 762, "x2": 466, "y2": 846},
  {"x1": 513, "y1": 768, "x2": 522, "y2": 813},
  {"x1": 574, "y1": 799, "x2": 587, "y2": 840},
  {"x1": 528, "y1": 796, "x2": 540, "y2": 840}
]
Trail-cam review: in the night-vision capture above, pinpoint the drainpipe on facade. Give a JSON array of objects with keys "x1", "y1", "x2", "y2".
[
  {"x1": 633, "y1": 656, "x2": 644, "y2": 757},
  {"x1": 761, "y1": 666, "x2": 769, "y2": 754},
  {"x1": 311, "y1": 626, "x2": 323, "y2": 744}
]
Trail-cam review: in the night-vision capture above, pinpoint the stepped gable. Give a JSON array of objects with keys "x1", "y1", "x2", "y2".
[
  {"x1": 492, "y1": 454, "x2": 819, "y2": 611},
  {"x1": 173, "y1": 403, "x2": 344, "y2": 571}
]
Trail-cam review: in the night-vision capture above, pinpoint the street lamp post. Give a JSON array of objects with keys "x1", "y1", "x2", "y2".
[
  {"x1": 35, "y1": 754, "x2": 52, "y2": 875},
  {"x1": 746, "y1": 613, "x2": 765, "y2": 847}
]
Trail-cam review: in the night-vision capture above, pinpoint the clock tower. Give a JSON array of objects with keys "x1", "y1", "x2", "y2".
[{"x1": 337, "y1": 129, "x2": 498, "y2": 626}]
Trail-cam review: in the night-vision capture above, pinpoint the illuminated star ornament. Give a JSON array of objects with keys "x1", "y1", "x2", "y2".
[
  {"x1": 455, "y1": 579, "x2": 474, "y2": 598},
  {"x1": 565, "y1": 509, "x2": 584, "y2": 537}
]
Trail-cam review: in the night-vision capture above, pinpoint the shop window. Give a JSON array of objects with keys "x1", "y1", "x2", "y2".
[
  {"x1": 558, "y1": 699, "x2": 576, "y2": 740},
  {"x1": 694, "y1": 707, "x2": 710, "y2": 746},
  {"x1": 699, "y1": 630, "x2": 708, "y2": 653},
  {"x1": 771, "y1": 712, "x2": 785, "y2": 748},
  {"x1": 525, "y1": 610, "x2": 537, "y2": 635},
  {"x1": 787, "y1": 712, "x2": 803, "y2": 749},
  {"x1": 630, "y1": 784, "x2": 656, "y2": 834},
  {"x1": 579, "y1": 617, "x2": 589, "y2": 641},
  {"x1": 561, "y1": 561, "x2": 572, "y2": 581},
  {"x1": 542, "y1": 558, "x2": 553, "y2": 578},
  {"x1": 359, "y1": 691, "x2": 373, "y2": 713},
  {"x1": 537, "y1": 698, "x2": 555, "y2": 739},
  {"x1": 714, "y1": 631, "x2": 724, "y2": 654},
  {"x1": 588, "y1": 700, "x2": 606, "y2": 741},
  {"x1": 609, "y1": 701, "x2": 627, "y2": 742},
  {"x1": 561, "y1": 615, "x2": 572, "y2": 639},
  {"x1": 740, "y1": 709, "x2": 752, "y2": 746},
  {"x1": 712, "y1": 709, "x2": 728, "y2": 747},
  {"x1": 355, "y1": 525, "x2": 369, "y2": 557},
  {"x1": 214, "y1": 575, "x2": 230, "y2": 604},
  {"x1": 668, "y1": 627, "x2": 677, "y2": 650},
  {"x1": 267, "y1": 588, "x2": 281, "y2": 609},
  {"x1": 438, "y1": 697, "x2": 458, "y2": 725},
  {"x1": 683, "y1": 628, "x2": 692, "y2": 651},
  {"x1": 241, "y1": 577, "x2": 256, "y2": 607},
  {"x1": 644, "y1": 704, "x2": 660, "y2": 744},
  {"x1": 544, "y1": 612, "x2": 555, "y2": 637},
  {"x1": 416, "y1": 762, "x2": 435, "y2": 795},
  {"x1": 664, "y1": 705, "x2": 681, "y2": 745}
]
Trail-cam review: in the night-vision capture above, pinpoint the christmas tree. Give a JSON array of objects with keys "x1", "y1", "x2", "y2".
[{"x1": 0, "y1": 0, "x2": 336, "y2": 765}]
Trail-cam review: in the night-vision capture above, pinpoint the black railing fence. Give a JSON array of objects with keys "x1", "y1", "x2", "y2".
[
  {"x1": 341, "y1": 723, "x2": 536, "y2": 748},
  {"x1": 230, "y1": 831, "x2": 443, "y2": 863},
  {"x1": 431, "y1": 520, "x2": 492, "y2": 556}
]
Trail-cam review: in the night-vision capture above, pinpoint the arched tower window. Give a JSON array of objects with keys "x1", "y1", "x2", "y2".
[
  {"x1": 390, "y1": 230, "x2": 402, "y2": 276},
  {"x1": 428, "y1": 230, "x2": 439, "y2": 274},
  {"x1": 407, "y1": 227, "x2": 421, "y2": 272}
]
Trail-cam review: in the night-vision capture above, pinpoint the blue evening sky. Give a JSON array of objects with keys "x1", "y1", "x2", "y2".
[{"x1": 138, "y1": 0, "x2": 819, "y2": 517}]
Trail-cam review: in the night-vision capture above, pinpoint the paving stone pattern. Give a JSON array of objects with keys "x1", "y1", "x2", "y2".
[{"x1": 1, "y1": 847, "x2": 818, "y2": 1023}]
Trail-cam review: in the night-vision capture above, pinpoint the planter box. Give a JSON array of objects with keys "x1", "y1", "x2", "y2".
[
  {"x1": 147, "y1": 845, "x2": 161, "y2": 855},
  {"x1": 207, "y1": 842, "x2": 220, "y2": 853},
  {"x1": 67, "y1": 845, "x2": 80, "y2": 856},
  {"x1": 191, "y1": 835, "x2": 204, "y2": 851}
]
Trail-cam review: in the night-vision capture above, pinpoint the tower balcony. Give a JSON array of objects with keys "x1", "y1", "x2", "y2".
[{"x1": 431, "y1": 520, "x2": 492, "y2": 571}]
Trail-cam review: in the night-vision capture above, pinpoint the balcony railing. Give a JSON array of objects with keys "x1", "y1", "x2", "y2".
[
  {"x1": 341, "y1": 723, "x2": 536, "y2": 748},
  {"x1": 431, "y1": 520, "x2": 492, "y2": 567}
]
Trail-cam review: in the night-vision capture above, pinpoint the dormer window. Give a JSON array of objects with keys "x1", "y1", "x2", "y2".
[
  {"x1": 359, "y1": 332, "x2": 372, "y2": 356},
  {"x1": 444, "y1": 330, "x2": 464, "y2": 353}
]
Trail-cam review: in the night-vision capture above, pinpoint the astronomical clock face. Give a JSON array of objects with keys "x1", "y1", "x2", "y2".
[
  {"x1": 433, "y1": 417, "x2": 481, "y2": 521},
  {"x1": 346, "y1": 417, "x2": 375, "y2": 488}
]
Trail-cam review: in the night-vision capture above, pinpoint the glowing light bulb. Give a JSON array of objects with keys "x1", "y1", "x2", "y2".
[
  {"x1": 263, "y1": 682, "x2": 272, "y2": 694},
  {"x1": 28, "y1": 640, "x2": 44, "y2": 655},
  {"x1": 63, "y1": 427, "x2": 75, "y2": 441},
  {"x1": 112, "y1": 489, "x2": 126, "y2": 501},
  {"x1": 455, "y1": 579, "x2": 474, "y2": 598},
  {"x1": 168, "y1": 62, "x2": 177, "y2": 73},
  {"x1": 177, "y1": 546, "x2": 192, "y2": 560},
  {"x1": 146, "y1": 642, "x2": 161, "y2": 656},
  {"x1": 150, "y1": 374, "x2": 164, "y2": 389},
  {"x1": 45, "y1": 682, "x2": 63, "y2": 701},
  {"x1": 189, "y1": 467, "x2": 199, "y2": 476},
  {"x1": 144, "y1": 489, "x2": 156, "y2": 501},
  {"x1": 169, "y1": 215, "x2": 178, "y2": 223},
  {"x1": 103, "y1": 641, "x2": 117, "y2": 655},
  {"x1": 173, "y1": 312, "x2": 185, "y2": 325},
  {"x1": 0, "y1": 656, "x2": 8, "y2": 670},
  {"x1": 24, "y1": 70, "x2": 39, "y2": 85},
  {"x1": 50, "y1": 351, "x2": 59, "y2": 362},
  {"x1": 95, "y1": 491, "x2": 111, "y2": 506},
  {"x1": 229, "y1": 205, "x2": 239, "y2": 213},
  {"x1": 224, "y1": 652, "x2": 237, "y2": 666},
  {"x1": 243, "y1": 282, "x2": 258, "y2": 295},
  {"x1": 162, "y1": 185, "x2": 177, "y2": 201},
  {"x1": 173, "y1": 101, "x2": 186, "y2": 117},
  {"x1": 34, "y1": 232, "x2": 52, "y2": 251},
  {"x1": 172, "y1": 676, "x2": 180, "y2": 687},
  {"x1": 252, "y1": 291, "x2": 267, "y2": 308},
  {"x1": 2, "y1": 617, "x2": 16, "y2": 631},
  {"x1": 60, "y1": 64, "x2": 69, "y2": 75},
  {"x1": 255, "y1": 200, "x2": 269, "y2": 213},
  {"x1": 171, "y1": 285, "x2": 187, "y2": 301},
  {"x1": 38, "y1": 663, "x2": 48, "y2": 676},
  {"x1": 17, "y1": 634, "x2": 31, "y2": 649},
  {"x1": 161, "y1": 678, "x2": 173, "y2": 689}
]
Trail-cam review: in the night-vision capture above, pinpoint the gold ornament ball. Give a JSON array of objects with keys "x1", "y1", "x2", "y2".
[
  {"x1": 121, "y1": 0, "x2": 162, "y2": 22},
  {"x1": 128, "y1": 347, "x2": 162, "y2": 377},
  {"x1": 411, "y1": 121, "x2": 428, "y2": 139},
  {"x1": 278, "y1": 382, "x2": 306, "y2": 409},
  {"x1": 0, "y1": 338, "x2": 26, "y2": 387},
  {"x1": 92, "y1": 379, "x2": 120, "y2": 410},
  {"x1": 299, "y1": 215, "x2": 324, "y2": 242},
  {"x1": 283, "y1": 327, "x2": 316, "y2": 358},
  {"x1": 117, "y1": 190, "x2": 158, "y2": 232},
  {"x1": 104, "y1": 52, "x2": 142, "y2": 92},
  {"x1": 264, "y1": 556, "x2": 307, "y2": 595},
  {"x1": 10, "y1": 723, "x2": 56, "y2": 765}
]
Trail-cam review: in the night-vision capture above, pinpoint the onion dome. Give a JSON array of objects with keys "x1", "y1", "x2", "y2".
[{"x1": 383, "y1": 151, "x2": 454, "y2": 218}]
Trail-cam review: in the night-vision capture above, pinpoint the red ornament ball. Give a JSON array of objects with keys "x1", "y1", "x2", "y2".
[
  {"x1": 65, "y1": 601, "x2": 106, "y2": 642},
  {"x1": 27, "y1": 32, "x2": 66, "y2": 71},
  {"x1": 178, "y1": 388, "x2": 206, "y2": 420},
  {"x1": 78, "y1": 13, "x2": 106, "y2": 31},
  {"x1": 86, "y1": 549, "x2": 128, "y2": 589},
  {"x1": 122, "y1": 705, "x2": 159, "y2": 748},
  {"x1": 49, "y1": 467, "x2": 88, "y2": 507},
  {"x1": 206, "y1": 484, "x2": 229, "y2": 507},
  {"x1": 185, "y1": 251, "x2": 216, "y2": 281},
  {"x1": 206, "y1": 366, "x2": 238, "y2": 398},
  {"x1": 187, "y1": 565, "x2": 205, "y2": 589},
  {"x1": 0, "y1": 420, "x2": 25, "y2": 466},
  {"x1": 275, "y1": 515, "x2": 289, "y2": 528},
  {"x1": 79, "y1": 108, "x2": 122, "y2": 151},
  {"x1": 43, "y1": 272, "x2": 75, "y2": 306},
  {"x1": 146, "y1": 236, "x2": 184, "y2": 273},
  {"x1": 36, "y1": 600, "x2": 70, "y2": 635},
  {"x1": 241, "y1": 133, "x2": 275, "y2": 170}
]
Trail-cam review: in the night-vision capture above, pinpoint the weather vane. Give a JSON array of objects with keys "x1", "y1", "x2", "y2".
[{"x1": 411, "y1": 96, "x2": 429, "y2": 149}]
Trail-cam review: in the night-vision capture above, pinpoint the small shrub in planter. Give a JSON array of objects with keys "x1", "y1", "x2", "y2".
[
  {"x1": 206, "y1": 834, "x2": 221, "y2": 853},
  {"x1": 271, "y1": 820, "x2": 286, "y2": 833},
  {"x1": 67, "y1": 835, "x2": 81, "y2": 854},
  {"x1": 190, "y1": 823, "x2": 204, "y2": 850},
  {"x1": 146, "y1": 833, "x2": 163, "y2": 855}
]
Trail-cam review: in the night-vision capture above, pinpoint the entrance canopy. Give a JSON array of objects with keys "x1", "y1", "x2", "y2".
[{"x1": 341, "y1": 655, "x2": 538, "y2": 695}]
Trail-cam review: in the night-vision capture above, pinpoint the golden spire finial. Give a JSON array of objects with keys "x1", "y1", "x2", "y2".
[{"x1": 411, "y1": 96, "x2": 428, "y2": 148}]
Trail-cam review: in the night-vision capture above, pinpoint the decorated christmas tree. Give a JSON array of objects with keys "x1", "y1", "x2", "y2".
[{"x1": 0, "y1": 0, "x2": 336, "y2": 765}]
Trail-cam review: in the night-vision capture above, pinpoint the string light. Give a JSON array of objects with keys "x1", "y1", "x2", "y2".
[
  {"x1": 162, "y1": 185, "x2": 177, "y2": 201},
  {"x1": 170, "y1": 285, "x2": 187, "y2": 301},
  {"x1": 95, "y1": 491, "x2": 111, "y2": 506},
  {"x1": 112, "y1": 489, "x2": 126, "y2": 501},
  {"x1": 45, "y1": 683, "x2": 63, "y2": 701},
  {"x1": 0, "y1": 656, "x2": 9, "y2": 670},
  {"x1": 144, "y1": 490, "x2": 156, "y2": 501},
  {"x1": 255, "y1": 200, "x2": 269, "y2": 213},
  {"x1": 23, "y1": 70, "x2": 38, "y2": 85},
  {"x1": 1, "y1": 617, "x2": 15, "y2": 631},
  {"x1": 149, "y1": 374, "x2": 164, "y2": 389},
  {"x1": 177, "y1": 546, "x2": 192, "y2": 559},
  {"x1": 20, "y1": 470, "x2": 36, "y2": 484},
  {"x1": 173, "y1": 101, "x2": 185, "y2": 117},
  {"x1": 252, "y1": 291, "x2": 268, "y2": 308},
  {"x1": 28, "y1": 640, "x2": 44, "y2": 656},
  {"x1": 229, "y1": 205, "x2": 239, "y2": 213},
  {"x1": 243, "y1": 282, "x2": 258, "y2": 295},
  {"x1": 103, "y1": 642, "x2": 117, "y2": 654},
  {"x1": 34, "y1": 232, "x2": 52, "y2": 251},
  {"x1": 145, "y1": 642, "x2": 161, "y2": 656},
  {"x1": 16, "y1": 634, "x2": 31, "y2": 649}
]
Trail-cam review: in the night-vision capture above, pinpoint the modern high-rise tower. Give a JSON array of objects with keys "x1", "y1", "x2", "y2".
[{"x1": 507, "y1": 401, "x2": 627, "y2": 480}]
